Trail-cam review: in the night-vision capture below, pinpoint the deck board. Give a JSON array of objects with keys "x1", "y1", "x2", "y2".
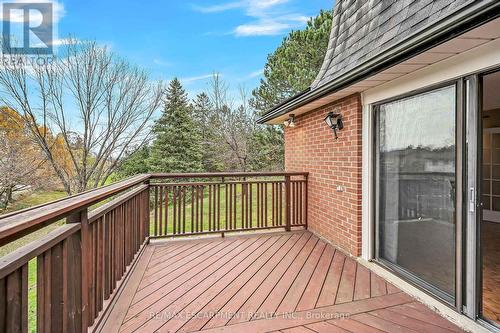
[
  {"x1": 121, "y1": 236, "x2": 270, "y2": 332},
  {"x1": 255, "y1": 235, "x2": 319, "y2": 316},
  {"x1": 225, "y1": 232, "x2": 312, "y2": 326},
  {"x1": 295, "y1": 244, "x2": 334, "y2": 311},
  {"x1": 276, "y1": 240, "x2": 326, "y2": 314},
  {"x1": 98, "y1": 231, "x2": 467, "y2": 333},
  {"x1": 316, "y1": 249, "x2": 344, "y2": 307}
]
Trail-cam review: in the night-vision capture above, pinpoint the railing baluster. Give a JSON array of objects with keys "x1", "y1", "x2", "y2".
[
  {"x1": 249, "y1": 183, "x2": 253, "y2": 228},
  {"x1": 232, "y1": 183, "x2": 237, "y2": 230},
  {"x1": 265, "y1": 183, "x2": 268, "y2": 227},
  {"x1": 2, "y1": 264, "x2": 28, "y2": 333},
  {"x1": 209, "y1": 185, "x2": 212, "y2": 231},
  {"x1": 89, "y1": 220, "x2": 96, "y2": 321},
  {"x1": 189, "y1": 186, "x2": 194, "y2": 234},
  {"x1": 104, "y1": 214, "x2": 110, "y2": 300},
  {"x1": 201, "y1": 185, "x2": 205, "y2": 233},
  {"x1": 98, "y1": 218, "x2": 104, "y2": 314},
  {"x1": 159, "y1": 186, "x2": 163, "y2": 238},
  {"x1": 245, "y1": 184, "x2": 249, "y2": 229},
  {"x1": 241, "y1": 184, "x2": 244, "y2": 229},
  {"x1": 217, "y1": 184, "x2": 220, "y2": 231},
  {"x1": 256, "y1": 183, "x2": 262, "y2": 228},
  {"x1": 226, "y1": 184, "x2": 230, "y2": 230},
  {"x1": 154, "y1": 186, "x2": 158, "y2": 237},
  {"x1": 173, "y1": 186, "x2": 177, "y2": 235},
  {"x1": 293, "y1": 181, "x2": 297, "y2": 225},
  {"x1": 280, "y1": 182, "x2": 283, "y2": 226},
  {"x1": 195, "y1": 186, "x2": 200, "y2": 233},
  {"x1": 225, "y1": 183, "x2": 229, "y2": 230},
  {"x1": 165, "y1": 187, "x2": 169, "y2": 237},
  {"x1": 285, "y1": 175, "x2": 291, "y2": 231},
  {"x1": 271, "y1": 183, "x2": 275, "y2": 227}
]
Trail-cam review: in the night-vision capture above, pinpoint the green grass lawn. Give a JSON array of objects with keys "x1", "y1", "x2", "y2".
[
  {"x1": 1, "y1": 190, "x2": 67, "y2": 215},
  {"x1": 28, "y1": 259, "x2": 37, "y2": 332}
]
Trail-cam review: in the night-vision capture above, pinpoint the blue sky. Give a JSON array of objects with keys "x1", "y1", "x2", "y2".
[{"x1": 50, "y1": 0, "x2": 332, "y2": 98}]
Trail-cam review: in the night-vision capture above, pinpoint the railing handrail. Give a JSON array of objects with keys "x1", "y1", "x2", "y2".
[
  {"x1": 88, "y1": 184, "x2": 149, "y2": 223},
  {"x1": 0, "y1": 172, "x2": 308, "y2": 246},
  {"x1": 0, "y1": 174, "x2": 149, "y2": 246},
  {"x1": 0, "y1": 223, "x2": 81, "y2": 279},
  {"x1": 150, "y1": 179, "x2": 307, "y2": 187},
  {"x1": 149, "y1": 172, "x2": 308, "y2": 179}
]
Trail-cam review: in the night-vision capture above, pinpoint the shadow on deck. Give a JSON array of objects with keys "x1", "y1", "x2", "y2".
[{"x1": 99, "y1": 231, "x2": 465, "y2": 333}]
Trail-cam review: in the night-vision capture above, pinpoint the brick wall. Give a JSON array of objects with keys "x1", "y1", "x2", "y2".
[{"x1": 285, "y1": 93, "x2": 363, "y2": 256}]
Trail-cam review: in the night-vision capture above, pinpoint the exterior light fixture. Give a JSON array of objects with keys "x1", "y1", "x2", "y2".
[
  {"x1": 324, "y1": 112, "x2": 343, "y2": 139},
  {"x1": 284, "y1": 114, "x2": 296, "y2": 128}
]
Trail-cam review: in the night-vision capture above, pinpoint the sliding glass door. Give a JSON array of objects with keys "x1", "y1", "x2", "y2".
[{"x1": 375, "y1": 85, "x2": 457, "y2": 302}]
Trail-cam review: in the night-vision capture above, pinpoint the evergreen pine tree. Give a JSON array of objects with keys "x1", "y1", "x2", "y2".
[
  {"x1": 192, "y1": 92, "x2": 224, "y2": 172},
  {"x1": 148, "y1": 79, "x2": 203, "y2": 173},
  {"x1": 113, "y1": 146, "x2": 151, "y2": 179}
]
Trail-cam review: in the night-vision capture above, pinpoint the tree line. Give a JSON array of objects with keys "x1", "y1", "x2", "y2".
[
  {"x1": 114, "y1": 74, "x2": 283, "y2": 179},
  {"x1": 0, "y1": 10, "x2": 332, "y2": 210},
  {"x1": 116, "y1": 10, "x2": 333, "y2": 179}
]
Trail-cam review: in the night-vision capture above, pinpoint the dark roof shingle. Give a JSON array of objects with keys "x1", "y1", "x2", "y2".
[{"x1": 311, "y1": 0, "x2": 474, "y2": 89}]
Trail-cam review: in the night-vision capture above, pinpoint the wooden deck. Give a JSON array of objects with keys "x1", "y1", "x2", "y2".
[{"x1": 101, "y1": 231, "x2": 466, "y2": 333}]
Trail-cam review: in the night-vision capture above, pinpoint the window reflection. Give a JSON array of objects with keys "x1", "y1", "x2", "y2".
[{"x1": 376, "y1": 85, "x2": 456, "y2": 297}]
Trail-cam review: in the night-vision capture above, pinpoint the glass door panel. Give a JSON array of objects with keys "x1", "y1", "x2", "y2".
[
  {"x1": 480, "y1": 71, "x2": 500, "y2": 326},
  {"x1": 375, "y1": 85, "x2": 457, "y2": 300}
]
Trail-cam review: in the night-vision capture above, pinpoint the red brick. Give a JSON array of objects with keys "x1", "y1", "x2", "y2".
[{"x1": 285, "y1": 94, "x2": 362, "y2": 256}]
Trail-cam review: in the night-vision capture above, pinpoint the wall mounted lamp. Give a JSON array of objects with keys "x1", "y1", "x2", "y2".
[
  {"x1": 284, "y1": 114, "x2": 296, "y2": 128},
  {"x1": 324, "y1": 112, "x2": 343, "y2": 139}
]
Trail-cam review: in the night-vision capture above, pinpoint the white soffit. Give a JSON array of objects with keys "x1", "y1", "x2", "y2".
[{"x1": 270, "y1": 17, "x2": 500, "y2": 125}]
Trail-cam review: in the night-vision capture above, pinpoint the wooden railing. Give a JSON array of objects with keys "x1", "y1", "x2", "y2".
[
  {"x1": 0, "y1": 172, "x2": 307, "y2": 332},
  {"x1": 149, "y1": 173, "x2": 308, "y2": 237}
]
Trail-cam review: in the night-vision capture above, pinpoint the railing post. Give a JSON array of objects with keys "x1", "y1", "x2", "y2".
[
  {"x1": 144, "y1": 179, "x2": 151, "y2": 242},
  {"x1": 304, "y1": 174, "x2": 308, "y2": 230},
  {"x1": 285, "y1": 175, "x2": 291, "y2": 232},
  {"x1": 66, "y1": 209, "x2": 89, "y2": 333}
]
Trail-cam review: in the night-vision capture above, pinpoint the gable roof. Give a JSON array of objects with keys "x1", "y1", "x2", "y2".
[{"x1": 258, "y1": 0, "x2": 499, "y2": 124}]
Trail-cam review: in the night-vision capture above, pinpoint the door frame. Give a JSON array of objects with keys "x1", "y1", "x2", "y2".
[
  {"x1": 362, "y1": 63, "x2": 500, "y2": 329},
  {"x1": 469, "y1": 67, "x2": 500, "y2": 330},
  {"x1": 465, "y1": 73, "x2": 480, "y2": 319}
]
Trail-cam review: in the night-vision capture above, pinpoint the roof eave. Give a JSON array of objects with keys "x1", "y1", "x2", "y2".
[{"x1": 257, "y1": 0, "x2": 500, "y2": 125}]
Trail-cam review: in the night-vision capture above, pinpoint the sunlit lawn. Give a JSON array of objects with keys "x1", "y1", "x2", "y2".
[{"x1": 1, "y1": 190, "x2": 67, "y2": 215}]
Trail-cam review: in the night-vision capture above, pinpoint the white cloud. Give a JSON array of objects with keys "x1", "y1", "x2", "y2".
[
  {"x1": 0, "y1": 0, "x2": 65, "y2": 24},
  {"x1": 153, "y1": 58, "x2": 172, "y2": 67},
  {"x1": 191, "y1": 1, "x2": 244, "y2": 13},
  {"x1": 235, "y1": 21, "x2": 287, "y2": 36},
  {"x1": 31, "y1": 37, "x2": 75, "y2": 48},
  {"x1": 50, "y1": 38, "x2": 74, "y2": 46},
  {"x1": 180, "y1": 74, "x2": 216, "y2": 84},
  {"x1": 192, "y1": 0, "x2": 289, "y2": 14},
  {"x1": 192, "y1": 0, "x2": 309, "y2": 37},
  {"x1": 234, "y1": 13, "x2": 308, "y2": 36},
  {"x1": 247, "y1": 69, "x2": 264, "y2": 78}
]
